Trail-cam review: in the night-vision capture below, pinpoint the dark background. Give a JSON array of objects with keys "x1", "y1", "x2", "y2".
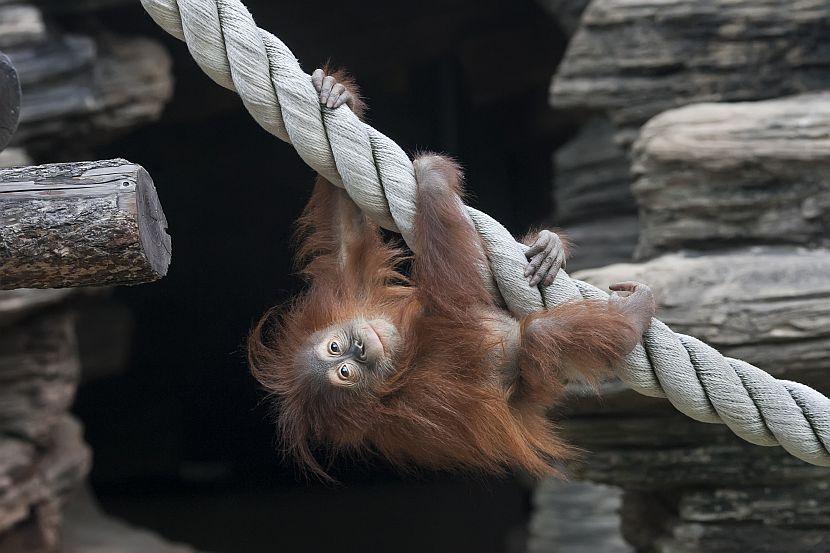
[{"x1": 67, "y1": 2, "x2": 576, "y2": 551}]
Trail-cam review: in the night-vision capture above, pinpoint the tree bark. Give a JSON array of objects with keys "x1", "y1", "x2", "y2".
[{"x1": 0, "y1": 159, "x2": 171, "y2": 289}]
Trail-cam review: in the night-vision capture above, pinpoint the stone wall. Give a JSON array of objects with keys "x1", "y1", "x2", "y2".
[
  {"x1": 632, "y1": 93, "x2": 830, "y2": 259},
  {"x1": 0, "y1": 294, "x2": 90, "y2": 553},
  {"x1": 531, "y1": 1, "x2": 830, "y2": 551},
  {"x1": 0, "y1": 2, "x2": 171, "y2": 156},
  {"x1": 546, "y1": 0, "x2": 830, "y2": 270}
]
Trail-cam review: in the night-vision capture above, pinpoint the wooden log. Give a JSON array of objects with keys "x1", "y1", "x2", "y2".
[
  {"x1": 0, "y1": 159, "x2": 171, "y2": 289},
  {"x1": 0, "y1": 51, "x2": 20, "y2": 152}
]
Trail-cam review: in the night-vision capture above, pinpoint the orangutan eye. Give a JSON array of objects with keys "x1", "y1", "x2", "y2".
[
  {"x1": 338, "y1": 364, "x2": 351, "y2": 380},
  {"x1": 328, "y1": 340, "x2": 341, "y2": 355}
]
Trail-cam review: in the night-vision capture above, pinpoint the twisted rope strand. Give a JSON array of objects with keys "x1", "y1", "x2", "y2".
[{"x1": 140, "y1": 0, "x2": 830, "y2": 466}]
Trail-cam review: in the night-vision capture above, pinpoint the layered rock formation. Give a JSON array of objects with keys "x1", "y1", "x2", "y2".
[
  {"x1": 553, "y1": 117, "x2": 637, "y2": 269},
  {"x1": 532, "y1": 2, "x2": 830, "y2": 550},
  {"x1": 632, "y1": 93, "x2": 830, "y2": 258},
  {"x1": 551, "y1": 0, "x2": 830, "y2": 145},
  {"x1": 528, "y1": 480, "x2": 632, "y2": 553},
  {"x1": 0, "y1": 2, "x2": 172, "y2": 155},
  {"x1": 0, "y1": 294, "x2": 91, "y2": 553},
  {"x1": 547, "y1": 0, "x2": 830, "y2": 270},
  {"x1": 530, "y1": 248, "x2": 830, "y2": 551},
  {"x1": 578, "y1": 249, "x2": 830, "y2": 384},
  {"x1": 0, "y1": 291, "x2": 193, "y2": 553}
]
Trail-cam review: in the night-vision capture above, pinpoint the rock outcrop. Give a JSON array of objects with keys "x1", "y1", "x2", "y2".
[
  {"x1": 532, "y1": 3, "x2": 830, "y2": 548},
  {"x1": 553, "y1": 117, "x2": 637, "y2": 269},
  {"x1": 551, "y1": 0, "x2": 830, "y2": 144},
  {"x1": 528, "y1": 480, "x2": 632, "y2": 553},
  {"x1": 632, "y1": 93, "x2": 830, "y2": 258},
  {"x1": 0, "y1": 296, "x2": 91, "y2": 553},
  {"x1": 0, "y1": 3, "x2": 172, "y2": 154},
  {"x1": 545, "y1": 0, "x2": 830, "y2": 274},
  {"x1": 0, "y1": 2, "x2": 180, "y2": 551},
  {"x1": 534, "y1": 248, "x2": 830, "y2": 552},
  {"x1": 576, "y1": 248, "x2": 830, "y2": 383}
]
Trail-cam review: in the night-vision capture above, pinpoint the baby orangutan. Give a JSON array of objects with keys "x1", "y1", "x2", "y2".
[{"x1": 248, "y1": 68, "x2": 656, "y2": 479}]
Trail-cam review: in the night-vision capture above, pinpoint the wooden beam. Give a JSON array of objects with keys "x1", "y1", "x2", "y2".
[{"x1": 0, "y1": 159, "x2": 171, "y2": 289}]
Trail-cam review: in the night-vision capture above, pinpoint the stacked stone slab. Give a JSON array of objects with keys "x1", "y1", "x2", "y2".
[
  {"x1": 528, "y1": 480, "x2": 632, "y2": 553},
  {"x1": 530, "y1": 249, "x2": 830, "y2": 552},
  {"x1": 632, "y1": 93, "x2": 830, "y2": 259},
  {"x1": 551, "y1": 0, "x2": 830, "y2": 146},
  {"x1": 552, "y1": 117, "x2": 637, "y2": 270},
  {"x1": 0, "y1": 292, "x2": 199, "y2": 553},
  {"x1": 546, "y1": 0, "x2": 830, "y2": 270},
  {"x1": 530, "y1": 1, "x2": 830, "y2": 551},
  {"x1": 0, "y1": 2, "x2": 171, "y2": 155},
  {"x1": 557, "y1": 257, "x2": 830, "y2": 552},
  {"x1": 0, "y1": 291, "x2": 90, "y2": 553}
]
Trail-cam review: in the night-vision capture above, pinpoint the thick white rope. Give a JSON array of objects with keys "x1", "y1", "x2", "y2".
[{"x1": 141, "y1": 0, "x2": 830, "y2": 466}]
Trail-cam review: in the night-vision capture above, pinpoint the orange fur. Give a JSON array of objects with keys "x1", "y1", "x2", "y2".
[
  {"x1": 514, "y1": 301, "x2": 638, "y2": 406},
  {"x1": 248, "y1": 73, "x2": 649, "y2": 480}
]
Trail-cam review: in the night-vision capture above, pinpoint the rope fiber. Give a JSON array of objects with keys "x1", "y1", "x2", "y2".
[{"x1": 141, "y1": 0, "x2": 830, "y2": 466}]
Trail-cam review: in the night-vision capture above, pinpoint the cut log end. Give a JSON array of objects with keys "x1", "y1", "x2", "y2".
[
  {"x1": 136, "y1": 167, "x2": 171, "y2": 279},
  {"x1": 0, "y1": 52, "x2": 21, "y2": 152}
]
